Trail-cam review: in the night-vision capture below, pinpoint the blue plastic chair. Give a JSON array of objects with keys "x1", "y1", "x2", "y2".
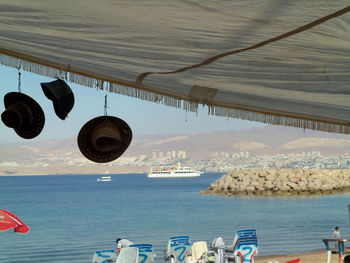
[
  {"x1": 92, "y1": 249, "x2": 117, "y2": 263},
  {"x1": 225, "y1": 229, "x2": 258, "y2": 263},
  {"x1": 130, "y1": 244, "x2": 154, "y2": 263},
  {"x1": 166, "y1": 236, "x2": 191, "y2": 263}
]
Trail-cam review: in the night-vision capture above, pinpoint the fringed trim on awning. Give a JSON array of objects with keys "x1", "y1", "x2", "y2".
[
  {"x1": 1, "y1": 52, "x2": 350, "y2": 135},
  {"x1": 0, "y1": 53, "x2": 66, "y2": 79},
  {"x1": 109, "y1": 82, "x2": 183, "y2": 109},
  {"x1": 0, "y1": 52, "x2": 188, "y2": 110},
  {"x1": 209, "y1": 105, "x2": 350, "y2": 134}
]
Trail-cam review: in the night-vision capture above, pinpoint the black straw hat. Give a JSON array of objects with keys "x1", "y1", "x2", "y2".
[
  {"x1": 1, "y1": 92, "x2": 45, "y2": 139},
  {"x1": 40, "y1": 79, "x2": 74, "y2": 120},
  {"x1": 77, "y1": 116, "x2": 132, "y2": 163}
]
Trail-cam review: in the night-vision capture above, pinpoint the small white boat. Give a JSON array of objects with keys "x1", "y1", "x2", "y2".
[
  {"x1": 96, "y1": 176, "x2": 111, "y2": 182},
  {"x1": 147, "y1": 163, "x2": 202, "y2": 178}
]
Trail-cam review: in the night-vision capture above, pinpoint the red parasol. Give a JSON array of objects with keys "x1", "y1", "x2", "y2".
[{"x1": 0, "y1": 209, "x2": 29, "y2": 233}]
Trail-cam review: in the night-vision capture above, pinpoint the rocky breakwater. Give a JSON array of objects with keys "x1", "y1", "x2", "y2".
[{"x1": 201, "y1": 169, "x2": 350, "y2": 196}]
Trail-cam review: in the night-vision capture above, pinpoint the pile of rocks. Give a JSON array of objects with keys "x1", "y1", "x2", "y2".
[{"x1": 201, "y1": 168, "x2": 350, "y2": 196}]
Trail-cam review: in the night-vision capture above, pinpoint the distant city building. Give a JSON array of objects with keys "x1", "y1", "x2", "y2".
[
  {"x1": 138, "y1": 154, "x2": 146, "y2": 161},
  {"x1": 152, "y1": 152, "x2": 157, "y2": 160},
  {"x1": 312, "y1": 151, "x2": 321, "y2": 157},
  {"x1": 167, "y1": 152, "x2": 171, "y2": 159},
  {"x1": 159, "y1": 152, "x2": 163, "y2": 159},
  {"x1": 232, "y1": 153, "x2": 240, "y2": 159},
  {"x1": 171, "y1": 150, "x2": 176, "y2": 158},
  {"x1": 0, "y1": 162, "x2": 19, "y2": 167},
  {"x1": 182, "y1": 151, "x2": 186, "y2": 158},
  {"x1": 340, "y1": 159, "x2": 350, "y2": 169}
]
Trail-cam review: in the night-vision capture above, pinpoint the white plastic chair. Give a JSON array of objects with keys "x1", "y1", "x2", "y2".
[{"x1": 116, "y1": 247, "x2": 139, "y2": 263}]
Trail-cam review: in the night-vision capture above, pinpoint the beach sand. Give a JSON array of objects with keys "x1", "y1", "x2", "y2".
[{"x1": 255, "y1": 249, "x2": 342, "y2": 263}]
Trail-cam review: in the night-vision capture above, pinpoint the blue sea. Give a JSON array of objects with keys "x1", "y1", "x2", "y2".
[{"x1": 1, "y1": 173, "x2": 350, "y2": 263}]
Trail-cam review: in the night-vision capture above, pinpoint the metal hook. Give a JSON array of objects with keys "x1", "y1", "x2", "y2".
[
  {"x1": 104, "y1": 95, "x2": 108, "y2": 116},
  {"x1": 18, "y1": 70, "x2": 22, "y2": 93}
]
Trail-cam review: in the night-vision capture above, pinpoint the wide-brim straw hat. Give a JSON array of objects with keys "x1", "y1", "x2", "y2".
[
  {"x1": 77, "y1": 116, "x2": 132, "y2": 163},
  {"x1": 1, "y1": 92, "x2": 45, "y2": 139},
  {"x1": 40, "y1": 79, "x2": 74, "y2": 120}
]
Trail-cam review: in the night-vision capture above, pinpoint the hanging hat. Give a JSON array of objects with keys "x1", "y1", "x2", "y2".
[
  {"x1": 40, "y1": 79, "x2": 74, "y2": 120},
  {"x1": 77, "y1": 116, "x2": 132, "y2": 163},
  {"x1": 1, "y1": 92, "x2": 45, "y2": 139}
]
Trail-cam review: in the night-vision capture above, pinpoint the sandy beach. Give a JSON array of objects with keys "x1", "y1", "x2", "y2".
[{"x1": 255, "y1": 249, "x2": 341, "y2": 263}]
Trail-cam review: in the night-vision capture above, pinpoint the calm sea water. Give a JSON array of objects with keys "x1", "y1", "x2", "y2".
[{"x1": 1, "y1": 173, "x2": 350, "y2": 263}]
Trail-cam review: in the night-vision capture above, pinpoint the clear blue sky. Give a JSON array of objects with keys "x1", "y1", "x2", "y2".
[{"x1": 0, "y1": 65, "x2": 263, "y2": 143}]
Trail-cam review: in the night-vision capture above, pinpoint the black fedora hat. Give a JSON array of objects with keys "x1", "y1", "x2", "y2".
[
  {"x1": 77, "y1": 116, "x2": 132, "y2": 163},
  {"x1": 40, "y1": 79, "x2": 74, "y2": 120},
  {"x1": 1, "y1": 92, "x2": 45, "y2": 139}
]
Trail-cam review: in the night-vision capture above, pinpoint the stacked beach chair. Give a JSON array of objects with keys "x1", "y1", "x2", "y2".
[
  {"x1": 92, "y1": 230, "x2": 257, "y2": 263},
  {"x1": 165, "y1": 236, "x2": 192, "y2": 263},
  {"x1": 223, "y1": 229, "x2": 258, "y2": 263},
  {"x1": 92, "y1": 243, "x2": 155, "y2": 263}
]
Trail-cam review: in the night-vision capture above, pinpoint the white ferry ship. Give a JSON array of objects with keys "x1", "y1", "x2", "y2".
[
  {"x1": 147, "y1": 163, "x2": 202, "y2": 178},
  {"x1": 96, "y1": 176, "x2": 111, "y2": 182}
]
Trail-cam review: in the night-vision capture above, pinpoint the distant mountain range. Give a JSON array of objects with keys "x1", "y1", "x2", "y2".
[{"x1": 1, "y1": 125, "x2": 350, "y2": 162}]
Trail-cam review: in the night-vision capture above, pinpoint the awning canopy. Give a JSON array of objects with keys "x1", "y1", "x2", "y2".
[{"x1": 0, "y1": 1, "x2": 350, "y2": 133}]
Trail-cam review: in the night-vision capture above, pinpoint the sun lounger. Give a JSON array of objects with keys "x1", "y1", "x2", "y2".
[
  {"x1": 92, "y1": 249, "x2": 117, "y2": 263},
  {"x1": 116, "y1": 247, "x2": 139, "y2": 263},
  {"x1": 187, "y1": 241, "x2": 210, "y2": 263},
  {"x1": 130, "y1": 244, "x2": 155, "y2": 263},
  {"x1": 165, "y1": 236, "x2": 192, "y2": 263},
  {"x1": 224, "y1": 229, "x2": 258, "y2": 263}
]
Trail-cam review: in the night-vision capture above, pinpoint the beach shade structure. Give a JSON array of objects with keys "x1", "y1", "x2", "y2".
[
  {"x1": 1, "y1": 92, "x2": 45, "y2": 139},
  {"x1": 77, "y1": 116, "x2": 132, "y2": 163},
  {"x1": 0, "y1": 209, "x2": 29, "y2": 234},
  {"x1": 0, "y1": 1, "x2": 350, "y2": 135},
  {"x1": 40, "y1": 78, "x2": 75, "y2": 120}
]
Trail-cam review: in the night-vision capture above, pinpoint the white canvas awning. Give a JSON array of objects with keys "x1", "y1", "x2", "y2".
[{"x1": 0, "y1": 0, "x2": 350, "y2": 133}]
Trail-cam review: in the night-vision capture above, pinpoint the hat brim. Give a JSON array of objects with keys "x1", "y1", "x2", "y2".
[
  {"x1": 3, "y1": 92, "x2": 45, "y2": 139},
  {"x1": 52, "y1": 93, "x2": 74, "y2": 120},
  {"x1": 77, "y1": 116, "x2": 132, "y2": 163}
]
